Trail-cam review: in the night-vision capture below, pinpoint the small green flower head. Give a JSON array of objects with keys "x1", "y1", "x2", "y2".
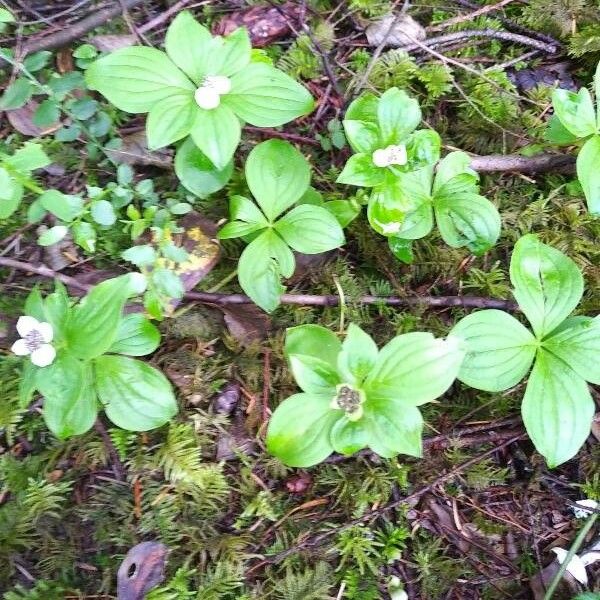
[
  {"x1": 266, "y1": 323, "x2": 465, "y2": 467},
  {"x1": 85, "y1": 11, "x2": 314, "y2": 169},
  {"x1": 336, "y1": 87, "x2": 441, "y2": 189}
]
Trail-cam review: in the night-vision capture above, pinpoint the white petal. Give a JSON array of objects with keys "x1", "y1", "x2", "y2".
[
  {"x1": 11, "y1": 338, "x2": 31, "y2": 356},
  {"x1": 194, "y1": 87, "x2": 220, "y2": 110},
  {"x1": 372, "y1": 148, "x2": 389, "y2": 168},
  {"x1": 581, "y1": 551, "x2": 600, "y2": 567},
  {"x1": 16, "y1": 315, "x2": 40, "y2": 337},
  {"x1": 552, "y1": 548, "x2": 588, "y2": 585},
  {"x1": 573, "y1": 499, "x2": 598, "y2": 519},
  {"x1": 30, "y1": 344, "x2": 56, "y2": 367},
  {"x1": 209, "y1": 75, "x2": 231, "y2": 95},
  {"x1": 36, "y1": 321, "x2": 54, "y2": 343},
  {"x1": 388, "y1": 144, "x2": 407, "y2": 165}
]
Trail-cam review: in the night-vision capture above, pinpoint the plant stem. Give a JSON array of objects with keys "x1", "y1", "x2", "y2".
[{"x1": 542, "y1": 512, "x2": 598, "y2": 600}]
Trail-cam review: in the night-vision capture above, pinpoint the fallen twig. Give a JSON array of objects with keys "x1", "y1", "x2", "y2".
[
  {"x1": 19, "y1": 0, "x2": 145, "y2": 56},
  {"x1": 0, "y1": 256, "x2": 519, "y2": 311},
  {"x1": 469, "y1": 153, "x2": 575, "y2": 173}
]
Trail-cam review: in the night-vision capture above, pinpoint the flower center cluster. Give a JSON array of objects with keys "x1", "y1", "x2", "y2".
[
  {"x1": 24, "y1": 329, "x2": 45, "y2": 352},
  {"x1": 332, "y1": 384, "x2": 365, "y2": 421},
  {"x1": 372, "y1": 144, "x2": 407, "y2": 168},
  {"x1": 194, "y1": 75, "x2": 232, "y2": 110}
]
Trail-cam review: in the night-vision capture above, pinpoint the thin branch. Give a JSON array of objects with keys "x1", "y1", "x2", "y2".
[
  {"x1": 428, "y1": 0, "x2": 516, "y2": 32},
  {"x1": 469, "y1": 153, "x2": 575, "y2": 173},
  {"x1": 0, "y1": 256, "x2": 519, "y2": 311},
  {"x1": 19, "y1": 0, "x2": 145, "y2": 56},
  {"x1": 402, "y1": 29, "x2": 559, "y2": 55}
]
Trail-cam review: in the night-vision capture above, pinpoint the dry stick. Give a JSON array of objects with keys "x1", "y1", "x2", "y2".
[
  {"x1": 402, "y1": 29, "x2": 559, "y2": 55},
  {"x1": 249, "y1": 434, "x2": 525, "y2": 570},
  {"x1": 20, "y1": 0, "x2": 145, "y2": 55},
  {"x1": 469, "y1": 153, "x2": 575, "y2": 173},
  {"x1": 0, "y1": 256, "x2": 519, "y2": 311},
  {"x1": 427, "y1": 0, "x2": 516, "y2": 32},
  {"x1": 94, "y1": 418, "x2": 126, "y2": 481}
]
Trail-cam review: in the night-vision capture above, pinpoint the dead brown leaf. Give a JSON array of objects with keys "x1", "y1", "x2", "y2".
[
  {"x1": 220, "y1": 303, "x2": 271, "y2": 345},
  {"x1": 212, "y1": 2, "x2": 301, "y2": 47},
  {"x1": 105, "y1": 131, "x2": 172, "y2": 168},
  {"x1": 6, "y1": 101, "x2": 61, "y2": 137},
  {"x1": 90, "y1": 34, "x2": 136, "y2": 52}
]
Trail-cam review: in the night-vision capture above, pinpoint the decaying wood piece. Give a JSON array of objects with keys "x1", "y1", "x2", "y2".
[{"x1": 117, "y1": 541, "x2": 168, "y2": 600}]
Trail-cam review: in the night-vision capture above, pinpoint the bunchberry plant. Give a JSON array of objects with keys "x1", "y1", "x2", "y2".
[
  {"x1": 0, "y1": 143, "x2": 51, "y2": 219},
  {"x1": 85, "y1": 11, "x2": 314, "y2": 179},
  {"x1": 336, "y1": 88, "x2": 441, "y2": 233},
  {"x1": 449, "y1": 234, "x2": 599, "y2": 467},
  {"x1": 266, "y1": 323, "x2": 465, "y2": 467},
  {"x1": 14, "y1": 274, "x2": 177, "y2": 438},
  {"x1": 385, "y1": 151, "x2": 501, "y2": 263},
  {"x1": 548, "y1": 60, "x2": 600, "y2": 214},
  {"x1": 218, "y1": 140, "x2": 345, "y2": 312}
]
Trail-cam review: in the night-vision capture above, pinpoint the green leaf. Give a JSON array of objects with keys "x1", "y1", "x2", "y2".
[
  {"x1": 206, "y1": 27, "x2": 252, "y2": 77},
  {"x1": 190, "y1": 103, "x2": 241, "y2": 170},
  {"x1": 388, "y1": 236, "x2": 414, "y2": 264},
  {"x1": 6, "y1": 143, "x2": 50, "y2": 172},
  {"x1": 285, "y1": 324, "x2": 342, "y2": 371},
  {"x1": 394, "y1": 201, "x2": 434, "y2": 240},
  {"x1": 224, "y1": 63, "x2": 314, "y2": 127},
  {"x1": 274, "y1": 204, "x2": 345, "y2": 253},
  {"x1": 343, "y1": 120, "x2": 380, "y2": 154},
  {"x1": 174, "y1": 137, "x2": 233, "y2": 198},
  {"x1": 153, "y1": 268, "x2": 184, "y2": 298},
  {"x1": 324, "y1": 199, "x2": 360, "y2": 228},
  {"x1": 263, "y1": 229, "x2": 295, "y2": 277},
  {"x1": 108, "y1": 313, "x2": 160, "y2": 356},
  {"x1": 85, "y1": 47, "x2": 194, "y2": 113},
  {"x1": 266, "y1": 393, "x2": 338, "y2": 467},
  {"x1": 345, "y1": 92, "x2": 378, "y2": 123},
  {"x1": 0, "y1": 8, "x2": 15, "y2": 22},
  {"x1": 238, "y1": 231, "x2": 290, "y2": 312},
  {"x1": 330, "y1": 418, "x2": 368, "y2": 455},
  {"x1": 522, "y1": 350, "x2": 594, "y2": 467},
  {"x1": 364, "y1": 332, "x2": 464, "y2": 405},
  {"x1": 449, "y1": 310, "x2": 536, "y2": 392},
  {"x1": 245, "y1": 139, "x2": 310, "y2": 221},
  {"x1": 509, "y1": 235, "x2": 583, "y2": 338},
  {"x1": 551, "y1": 87, "x2": 597, "y2": 138},
  {"x1": 19, "y1": 361, "x2": 37, "y2": 409},
  {"x1": 218, "y1": 195, "x2": 268, "y2": 239},
  {"x1": 336, "y1": 153, "x2": 385, "y2": 187},
  {"x1": 337, "y1": 323, "x2": 378, "y2": 384},
  {"x1": 543, "y1": 316, "x2": 600, "y2": 384},
  {"x1": 0, "y1": 168, "x2": 23, "y2": 219},
  {"x1": 38, "y1": 190, "x2": 83, "y2": 222},
  {"x1": 95, "y1": 355, "x2": 177, "y2": 431},
  {"x1": 146, "y1": 94, "x2": 197, "y2": 149},
  {"x1": 122, "y1": 244, "x2": 156, "y2": 267},
  {"x1": 363, "y1": 402, "x2": 423, "y2": 458},
  {"x1": 576, "y1": 135, "x2": 600, "y2": 215},
  {"x1": 377, "y1": 88, "x2": 421, "y2": 144},
  {"x1": 36, "y1": 354, "x2": 97, "y2": 439},
  {"x1": 434, "y1": 193, "x2": 501, "y2": 254},
  {"x1": 66, "y1": 275, "x2": 136, "y2": 359},
  {"x1": 38, "y1": 225, "x2": 68, "y2": 246},
  {"x1": 90, "y1": 199, "x2": 116, "y2": 226},
  {"x1": 164, "y1": 11, "x2": 213, "y2": 84},
  {"x1": 434, "y1": 151, "x2": 477, "y2": 193},
  {"x1": 405, "y1": 129, "x2": 441, "y2": 167},
  {"x1": 0, "y1": 77, "x2": 33, "y2": 110},
  {"x1": 288, "y1": 354, "x2": 340, "y2": 394},
  {"x1": 545, "y1": 114, "x2": 579, "y2": 145},
  {"x1": 367, "y1": 181, "x2": 416, "y2": 237},
  {"x1": 72, "y1": 221, "x2": 96, "y2": 252},
  {"x1": 33, "y1": 99, "x2": 59, "y2": 126}
]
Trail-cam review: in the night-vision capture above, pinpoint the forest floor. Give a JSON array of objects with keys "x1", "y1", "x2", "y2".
[{"x1": 0, "y1": 0, "x2": 599, "y2": 599}]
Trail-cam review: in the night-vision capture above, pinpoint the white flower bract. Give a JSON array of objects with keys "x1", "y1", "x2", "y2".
[
  {"x1": 194, "y1": 75, "x2": 232, "y2": 110},
  {"x1": 572, "y1": 498, "x2": 598, "y2": 519},
  {"x1": 372, "y1": 144, "x2": 408, "y2": 168},
  {"x1": 11, "y1": 315, "x2": 56, "y2": 367}
]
